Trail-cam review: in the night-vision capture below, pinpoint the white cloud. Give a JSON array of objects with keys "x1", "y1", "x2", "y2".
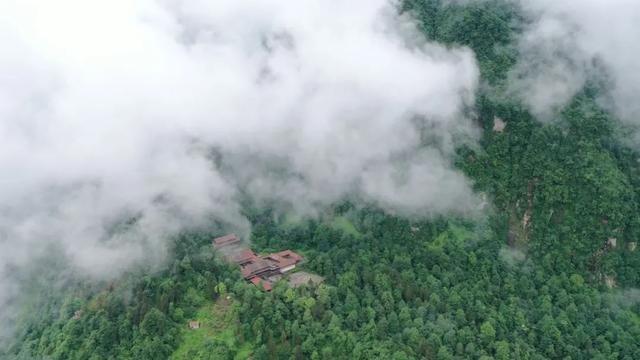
[
  {"x1": 0, "y1": 0, "x2": 480, "y2": 341},
  {"x1": 508, "y1": 0, "x2": 640, "y2": 124}
]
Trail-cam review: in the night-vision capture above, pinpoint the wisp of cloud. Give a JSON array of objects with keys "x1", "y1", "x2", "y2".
[{"x1": 508, "y1": 0, "x2": 640, "y2": 127}]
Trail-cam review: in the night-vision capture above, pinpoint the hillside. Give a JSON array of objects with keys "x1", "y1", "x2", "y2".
[{"x1": 3, "y1": 1, "x2": 640, "y2": 359}]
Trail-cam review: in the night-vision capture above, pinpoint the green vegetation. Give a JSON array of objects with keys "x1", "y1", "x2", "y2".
[
  {"x1": 171, "y1": 298, "x2": 252, "y2": 360},
  {"x1": 4, "y1": 1, "x2": 640, "y2": 359},
  {"x1": 2, "y1": 234, "x2": 245, "y2": 360},
  {"x1": 330, "y1": 216, "x2": 362, "y2": 239}
]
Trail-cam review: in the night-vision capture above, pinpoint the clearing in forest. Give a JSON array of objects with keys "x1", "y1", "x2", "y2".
[
  {"x1": 330, "y1": 216, "x2": 362, "y2": 238},
  {"x1": 170, "y1": 297, "x2": 252, "y2": 360},
  {"x1": 288, "y1": 271, "x2": 324, "y2": 288}
]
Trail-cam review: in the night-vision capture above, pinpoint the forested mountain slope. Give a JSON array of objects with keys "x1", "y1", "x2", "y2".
[{"x1": 3, "y1": 1, "x2": 640, "y2": 359}]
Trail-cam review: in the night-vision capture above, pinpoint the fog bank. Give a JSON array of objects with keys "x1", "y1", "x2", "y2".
[{"x1": 0, "y1": 0, "x2": 481, "y2": 342}]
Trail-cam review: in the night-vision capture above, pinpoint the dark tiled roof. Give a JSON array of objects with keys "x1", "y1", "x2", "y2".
[
  {"x1": 231, "y1": 249, "x2": 257, "y2": 264},
  {"x1": 212, "y1": 233, "x2": 240, "y2": 248},
  {"x1": 240, "y1": 258, "x2": 274, "y2": 279},
  {"x1": 267, "y1": 250, "x2": 303, "y2": 267}
]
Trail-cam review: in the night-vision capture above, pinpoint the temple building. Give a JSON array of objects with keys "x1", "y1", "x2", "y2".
[{"x1": 212, "y1": 234, "x2": 304, "y2": 291}]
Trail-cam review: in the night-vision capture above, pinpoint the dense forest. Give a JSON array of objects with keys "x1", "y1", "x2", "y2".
[{"x1": 3, "y1": 1, "x2": 640, "y2": 359}]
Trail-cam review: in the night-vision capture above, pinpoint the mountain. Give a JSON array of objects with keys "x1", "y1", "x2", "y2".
[{"x1": 2, "y1": 1, "x2": 640, "y2": 359}]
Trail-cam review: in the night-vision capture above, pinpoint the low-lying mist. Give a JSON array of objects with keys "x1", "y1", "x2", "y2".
[
  {"x1": 508, "y1": 0, "x2": 640, "y2": 131},
  {"x1": 0, "y1": 0, "x2": 481, "y2": 342}
]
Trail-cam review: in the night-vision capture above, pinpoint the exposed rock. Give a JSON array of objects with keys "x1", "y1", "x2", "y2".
[
  {"x1": 477, "y1": 192, "x2": 489, "y2": 210},
  {"x1": 520, "y1": 177, "x2": 538, "y2": 237},
  {"x1": 493, "y1": 117, "x2": 506, "y2": 132},
  {"x1": 522, "y1": 211, "x2": 531, "y2": 231},
  {"x1": 604, "y1": 276, "x2": 616, "y2": 289}
]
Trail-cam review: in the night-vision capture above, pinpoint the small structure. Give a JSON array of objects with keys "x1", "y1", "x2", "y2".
[
  {"x1": 240, "y1": 257, "x2": 277, "y2": 279},
  {"x1": 231, "y1": 249, "x2": 259, "y2": 266},
  {"x1": 72, "y1": 310, "x2": 83, "y2": 320},
  {"x1": 213, "y1": 234, "x2": 254, "y2": 266},
  {"x1": 238, "y1": 250, "x2": 304, "y2": 282},
  {"x1": 265, "y1": 250, "x2": 304, "y2": 273},
  {"x1": 189, "y1": 321, "x2": 200, "y2": 330},
  {"x1": 493, "y1": 117, "x2": 506, "y2": 133},
  {"x1": 213, "y1": 233, "x2": 241, "y2": 249},
  {"x1": 629, "y1": 242, "x2": 637, "y2": 252},
  {"x1": 607, "y1": 237, "x2": 617, "y2": 248}
]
